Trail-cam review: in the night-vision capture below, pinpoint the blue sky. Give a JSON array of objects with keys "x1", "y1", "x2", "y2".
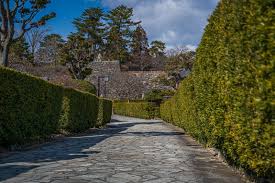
[
  {"x1": 45, "y1": 0, "x2": 219, "y2": 49},
  {"x1": 44, "y1": 0, "x2": 103, "y2": 38}
]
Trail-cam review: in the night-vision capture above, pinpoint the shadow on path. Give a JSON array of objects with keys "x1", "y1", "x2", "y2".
[{"x1": 0, "y1": 118, "x2": 177, "y2": 182}]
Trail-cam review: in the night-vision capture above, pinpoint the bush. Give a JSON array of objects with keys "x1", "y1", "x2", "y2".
[
  {"x1": 72, "y1": 80, "x2": 97, "y2": 94},
  {"x1": 97, "y1": 98, "x2": 113, "y2": 127},
  {"x1": 0, "y1": 67, "x2": 112, "y2": 146},
  {"x1": 113, "y1": 101, "x2": 159, "y2": 119},
  {"x1": 60, "y1": 88, "x2": 99, "y2": 132},
  {"x1": 160, "y1": 0, "x2": 274, "y2": 179}
]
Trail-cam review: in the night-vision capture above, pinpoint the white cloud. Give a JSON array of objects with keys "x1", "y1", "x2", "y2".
[
  {"x1": 161, "y1": 30, "x2": 177, "y2": 42},
  {"x1": 101, "y1": 0, "x2": 218, "y2": 47},
  {"x1": 186, "y1": 44, "x2": 197, "y2": 51}
]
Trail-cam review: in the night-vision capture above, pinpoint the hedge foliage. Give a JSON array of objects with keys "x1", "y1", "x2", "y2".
[
  {"x1": 161, "y1": 0, "x2": 274, "y2": 179},
  {"x1": 74, "y1": 80, "x2": 97, "y2": 95},
  {"x1": 0, "y1": 67, "x2": 112, "y2": 146},
  {"x1": 97, "y1": 99, "x2": 113, "y2": 127},
  {"x1": 113, "y1": 101, "x2": 159, "y2": 119}
]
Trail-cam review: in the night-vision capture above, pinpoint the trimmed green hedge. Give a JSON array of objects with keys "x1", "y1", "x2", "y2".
[
  {"x1": 97, "y1": 98, "x2": 113, "y2": 127},
  {"x1": 161, "y1": 0, "x2": 274, "y2": 179},
  {"x1": 113, "y1": 101, "x2": 159, "y2": 119},
  {"x1": 0, "y1": 67, "x2": 112, "y2": 146},
  {"x1": 74, "y1": 80, "x2": 97, "y2": 95},
  {"x1": 59, "y1": 88, "x2": 99, "y2": 133}
]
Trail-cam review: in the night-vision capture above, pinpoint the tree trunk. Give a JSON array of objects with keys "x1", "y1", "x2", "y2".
[{"x1": 0, "y1": 44, "x2": 9, "y2": 67}]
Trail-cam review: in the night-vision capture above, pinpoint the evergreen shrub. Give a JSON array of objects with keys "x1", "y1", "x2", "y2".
[
  {"x1": 97, "y1": 98, "x2": 113, "y2": 127},
  {"x1": 160, "y1": 0, "x2": 274, "y2": 178},
  {"x1": 0, "y1": 67, "x2": 112, "y2": 146},
  {"x1": 113, "y1": 100, "x2": 159, "y2": 119}
]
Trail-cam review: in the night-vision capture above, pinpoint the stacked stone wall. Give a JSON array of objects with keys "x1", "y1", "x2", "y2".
[{"x1": 86, "y1": 61, "x2": 171, "y2": 99}]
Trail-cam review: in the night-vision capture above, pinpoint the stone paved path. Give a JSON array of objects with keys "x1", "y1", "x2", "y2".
[{"x1": 0, "y1": 115, "x2": 245, "y2": 183}]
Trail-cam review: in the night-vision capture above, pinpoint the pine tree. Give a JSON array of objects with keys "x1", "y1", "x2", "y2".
[
  {"x1": 104, "y1": 5, "x2": 140, "y2": 63},
  {"x1": 131, "y1": 25, "x2": 150, "y2": 70},
  {"x1": 149, "y1": 40, "x2": 166, "y2": 58},
  {"x1": 131, "y1": 25, "x2": 149, "y2": 57},
  {"x1": 73, "y1": 8, "x2": 105, "y2": 56},
  {"x1": 60, "y1": 33, "x2": 92, "y2": 80},
  {"x1": 9, "y1": 37, "x2": 33, "y2": 64}
]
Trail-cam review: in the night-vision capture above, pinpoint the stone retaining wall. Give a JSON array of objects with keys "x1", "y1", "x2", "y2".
[{"x1": 86, "y1": 61, "x2": 172, "y2": 99}]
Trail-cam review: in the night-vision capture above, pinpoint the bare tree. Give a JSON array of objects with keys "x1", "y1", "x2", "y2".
[
  {"x1": 165, "y1": 45, "x2": 189, "y2": 57},
  {"x1": 35, "y1": 33, "x2": 64, "y2": 65},
  {"x1": 0, "y1": 0, "x2": 55, "y2": 67},
  {"x1": 26, "y1": 27, "x2": 49, "y2": 57}
]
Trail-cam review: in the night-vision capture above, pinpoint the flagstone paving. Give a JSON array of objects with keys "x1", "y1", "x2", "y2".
[{"x1": 0, "y1": 115, "x2": 245, "y2": 183}]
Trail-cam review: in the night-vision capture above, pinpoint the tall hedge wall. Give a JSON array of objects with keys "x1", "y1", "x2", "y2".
[
  {"x1": 0, "y1": 67, "x2": 112, "y2": 146},
  {"x1": 113, "y1": 101, "x2": 159, "y2": 119},
  {"x1": 97, "y1": 99, "x2": 113, "y2": 127},
  {"x1": 161, "y1": 0, "x2": 274, "y2": 179}
]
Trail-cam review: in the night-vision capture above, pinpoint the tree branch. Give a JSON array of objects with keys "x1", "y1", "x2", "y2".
[
  {"x1": 11, "y1": 0, "x2": 25, "y2": 18},
  {"x1": 5, "y1": 0, "x2": 15, "y2": 40},
  {"x1": 15, "y1": 10, "x2": 39, "y2": 40},
  {"x1": 0, "y1": 1, "x2": 8, "y2": 35}
]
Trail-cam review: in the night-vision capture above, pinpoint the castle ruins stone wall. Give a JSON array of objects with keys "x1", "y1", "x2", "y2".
[{"x1": 86, "y1": 61, "x2": 171, "y2": 99}]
